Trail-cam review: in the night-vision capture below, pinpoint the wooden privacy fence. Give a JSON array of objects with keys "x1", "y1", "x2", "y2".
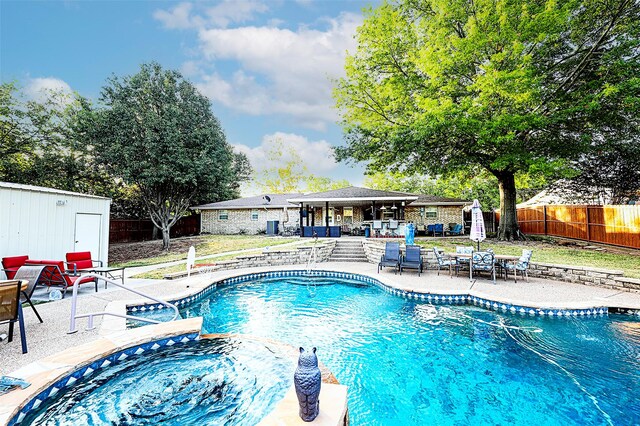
[
  {"x1": 110, "y1": 214, "x2": 201, "y2": 243},
  {"x1": 517, "y1": 205, "x2": 640, "y2": 249}
]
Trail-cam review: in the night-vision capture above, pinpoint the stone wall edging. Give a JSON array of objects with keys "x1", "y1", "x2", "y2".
[{"x1": 362, "y1": 240, "x2": 640, "y2": 293}]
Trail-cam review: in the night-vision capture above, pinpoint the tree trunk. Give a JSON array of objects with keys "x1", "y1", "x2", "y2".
[
  {"x1": 496, "y1": 171, "x2": 520, "y2": 241},
  {"x1": 161, "y1": 227, "x2": 170, "y2": 251}
]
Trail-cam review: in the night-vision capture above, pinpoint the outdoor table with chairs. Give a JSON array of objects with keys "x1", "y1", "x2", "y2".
[{"x1": 445, "y1": 252, "x2": 523, "y2": 282}]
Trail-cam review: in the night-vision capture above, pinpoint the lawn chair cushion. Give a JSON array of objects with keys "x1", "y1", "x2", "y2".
[
  {"x1": 25, "y1": 260, "x2": 94, "y2": 287},
  {"x1": 2, "y1": 256, "x2": 29, "y2": 279},
  {"x1": 66, "y1": 252, "x2": 94, "y2": 270}
]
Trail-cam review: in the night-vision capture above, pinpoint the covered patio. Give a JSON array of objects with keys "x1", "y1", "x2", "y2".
[{"x1": 287, "y1": 187, "x2": 418, "y2": 237}]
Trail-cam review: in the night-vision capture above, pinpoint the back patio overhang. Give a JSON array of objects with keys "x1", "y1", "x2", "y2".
[{"x1": 287, "y1": 187, "x2": 419, "y2": 237}]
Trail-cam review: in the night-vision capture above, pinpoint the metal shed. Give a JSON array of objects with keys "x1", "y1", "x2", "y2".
[{"x1": 0, "y1": 182, "x2": 111, "y2": 276}]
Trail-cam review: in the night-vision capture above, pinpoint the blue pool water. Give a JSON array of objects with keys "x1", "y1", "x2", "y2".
[
  {"x1": 21, "y1": 338, "x2": 293, "y2": 425},
  {"x1": 160, "y1": 275, "x2": 640, "y2": 426}
]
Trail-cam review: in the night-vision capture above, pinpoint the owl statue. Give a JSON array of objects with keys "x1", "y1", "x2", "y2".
[{"x1": 294, "y1": 347, "x2": 322, "y2": 422}]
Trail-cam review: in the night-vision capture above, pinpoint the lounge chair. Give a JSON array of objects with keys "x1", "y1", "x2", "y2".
[
  {"x1": 1, "y1": 255, "x2": 29, "y2": 280},
  {"x1": 503, "y1": 250, "x2": 533, "y2": 283},
  {"x1": 65, "y1": 251, "x2": 103, "y2": 274},
  {"x1": 378, "y1": 242, "x2": 400, "y2": 274},
  {"x1": 0, "y1": 280, "x2": 28, "y2": 353},
  {"x1": 433, "y1": 247, "x2": 459, "y2": 277},
  {"x1": 400, "y1": 245, "x2": 423, "y2": 276},
  {"x1": 23, "y1": 260, "x2": 97, "y2": 297},
  {"x1": 472, "y1": 251, "x2": 496, "y2": 283},
  {"x1": 13, "y1": 265, "x2": 48, "y2": 322},
  {"x1": 446, "y1": 224, "x2": 464, "y2": 236}
]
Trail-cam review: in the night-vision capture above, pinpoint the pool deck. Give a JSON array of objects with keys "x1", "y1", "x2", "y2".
[{"x1": 2, "y1": 261, "x2": 640, "y2": 377}]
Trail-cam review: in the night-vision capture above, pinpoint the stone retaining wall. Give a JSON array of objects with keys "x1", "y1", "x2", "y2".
[
  {"x1": 362, "y1": 239, "x2": 640, "y2": 293},
  {"x1": 165, "y1": 241, "x2": 336, "y2": 279}
]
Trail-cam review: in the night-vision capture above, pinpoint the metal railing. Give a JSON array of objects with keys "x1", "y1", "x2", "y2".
[{"x1": 68, "y1": 273, "x2": 179, "y2": 334}]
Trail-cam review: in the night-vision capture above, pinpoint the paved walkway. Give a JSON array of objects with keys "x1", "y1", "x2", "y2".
[{"x1": 2, "y1": 260, "x2": 640, "y2": 375}]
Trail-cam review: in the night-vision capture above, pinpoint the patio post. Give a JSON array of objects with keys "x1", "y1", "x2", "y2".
[{"x1": 325, "y1": 201, "x2": 330, "y2": 237}]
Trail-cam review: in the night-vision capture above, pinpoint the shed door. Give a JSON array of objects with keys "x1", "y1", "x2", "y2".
[{"x1": 75, "y1": 213, "x2": 102, "y2": 258}]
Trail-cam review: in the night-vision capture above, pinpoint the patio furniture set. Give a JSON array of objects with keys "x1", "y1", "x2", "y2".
[
  {"x1": 0, "y1": 251, "x2": 125, "y2": 354},
  {"x1": 379, "y1": 242, "x2": 533, "y2": 283}
]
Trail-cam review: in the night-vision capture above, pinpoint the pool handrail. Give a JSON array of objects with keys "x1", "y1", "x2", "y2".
[{"x1": 68, "y1": 273, "x2": 179, "y2": 334}]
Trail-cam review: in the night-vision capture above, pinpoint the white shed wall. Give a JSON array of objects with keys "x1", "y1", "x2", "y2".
[{"x1": 0, "y1": 185, "x2": 111, "y2": 274}]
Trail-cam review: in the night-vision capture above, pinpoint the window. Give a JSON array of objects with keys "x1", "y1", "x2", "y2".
[
  {"x1": 218, "y1": 210, "x2": 229, "y2": 220},
  {"x1": 343, "y1": 207, "x2": 353, "y2": 224},
  {"x1": 251, "y1": 209, "x2": 259, "y2": 221},
  {"x1": 425, "y1": 207, "x2": 437, "y2": 219}
]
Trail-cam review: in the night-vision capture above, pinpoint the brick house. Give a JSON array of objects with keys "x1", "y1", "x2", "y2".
[
  {"x1": 288, "y1": 187, "x2": 470, "y2": 237},
  {"x1": 194, "y1": 187, "x2": 470, "y2": 236},
  {"x1": 193, "y1": 193, "x2": 301, "y2": 235}
]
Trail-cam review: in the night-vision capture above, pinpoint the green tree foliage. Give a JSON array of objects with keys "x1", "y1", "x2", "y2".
[
  {"x1": 258, "y1": 138, "x2": 308, "y2": 193},
  {"x1": 256, "y1": 137, "x2": 349, "y2": 193},
  {"x1": 364, "y1": 170, "x2": 548, "y2": 210},
  {"x1": 335, "y1": 0, "x2": 640, "y2": 239},
  {"x1": 90, "y1": 62, "x2": 244, "y2": 249},
  {"x1": 0, "y1": 82, "x2": 116, "y2": 195}
]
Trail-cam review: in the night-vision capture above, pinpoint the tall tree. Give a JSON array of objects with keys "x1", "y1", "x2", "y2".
[
  {"x1": 90, "y1": 62, "x2": 242, "y2": 250},
  {"x1": 335, "y1": 0, "x2": 640, "y2": 239}
]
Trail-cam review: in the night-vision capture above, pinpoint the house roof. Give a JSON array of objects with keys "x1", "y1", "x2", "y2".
[
  {"x1": 287, "y1": 186, "x2": 418, "y2": 206},
  {"x1": 192, "y1": 193, "x2": 302, "y2": 210},
  {"x1": 0, "y1": 181, "x2": 111, "y2": 201}
]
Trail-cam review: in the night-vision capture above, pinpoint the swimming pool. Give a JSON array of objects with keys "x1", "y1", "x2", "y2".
[
  {"x1": 136, "y1": 273, "x2": 640, "y2": 425},
  {"x1": 18, "y1": 338, "x2": 293, "y2": 425}
]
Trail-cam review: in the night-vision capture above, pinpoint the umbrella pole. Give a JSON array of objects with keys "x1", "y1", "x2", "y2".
[{"x1": 477, "y1": 241, "x2": 480, "y2": 251}]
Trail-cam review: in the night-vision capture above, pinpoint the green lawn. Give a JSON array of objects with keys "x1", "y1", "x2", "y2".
[
  {"x1": 113, "y1": 235, "x2": 299, "y2": 268},
  {"x1": 415, "y1": 237, "x2": 640, "y2": 278}
]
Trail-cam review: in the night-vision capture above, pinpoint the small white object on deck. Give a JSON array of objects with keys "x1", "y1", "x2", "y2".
[{"x1": 186, "y1": 246, "x2": 196, "y2": 277}]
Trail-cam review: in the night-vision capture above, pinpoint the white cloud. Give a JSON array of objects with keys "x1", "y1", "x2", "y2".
[
  {"x1": 25, "y1": 77, "x2": 73, "y2": 104},
  {"x1": 153, "y1": 1, "x2": 268, "y2": 30},
  {"x1": 233, "y1": 132, "x2": 338, "y2": 175},
  {"x1": 195, "y1": 12, "x2": 362, "y2": 130},
  {"x1": 205, "y1": 1, "x2": 268, "y2": 28},
  {"x1": 153, "y1": 2, "x2": 203, "y2": 29}
]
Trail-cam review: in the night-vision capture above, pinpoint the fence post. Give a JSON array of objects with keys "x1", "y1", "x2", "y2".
[
  {"x1": 543, "y1": 205, "x2": 547, "y2": 235},
  {"x1": 585, "y1": 206, "x2": 590, "y2": 242}
]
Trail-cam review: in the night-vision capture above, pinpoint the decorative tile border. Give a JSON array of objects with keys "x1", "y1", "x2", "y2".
[
  {"x1": 126, "y1": 270, "x2": 609, "y2": 318},
  {"x1": 8, "y1": 333, "x2": 200, "y2": 426}
]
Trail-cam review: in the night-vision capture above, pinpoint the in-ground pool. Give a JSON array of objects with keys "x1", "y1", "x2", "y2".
[
  {"x1": 19, "y1": 338, "x2": 293, "y2": 426},
  {"x1": 138, "y1": 274, "x2": 640, "y2": 425}
]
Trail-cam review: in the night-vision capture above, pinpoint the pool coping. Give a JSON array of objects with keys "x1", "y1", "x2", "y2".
[{"x1": 123, "y1": 269, "x2": 639, "y2": 326}]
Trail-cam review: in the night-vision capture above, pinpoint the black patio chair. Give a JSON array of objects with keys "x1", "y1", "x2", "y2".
[
  {"x1": 400, "y1": 245, "x2": 424, "y2": 276},
  {"x1": 378, "y1": 242, "x2": 400, "y2": 274}
]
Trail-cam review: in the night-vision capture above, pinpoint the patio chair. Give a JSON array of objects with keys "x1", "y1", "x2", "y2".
[
  {"x1": 433, "y1": 247, "x2": 458, "y2": 277},
  {"x1": 12, "y1": 266, "x2": 46, "y2": 323},
  {"x1": 446, "y1": 224, "x2": 464, "y2": 236},
  {"x1": 65, "y1": 251, "x2": 103, "y2": 274},
  {"x1": 0, "y1": 280, "x2": 28, "y2": 353},
  {"x1": 24, "y1": 260, "x2": 97, "y2": 297},
  {"x1": 503, "y1": 250, "x2": 533, "y2": 283},
  {"x1": 472, "y1": 251, "x2": 496, "y2": 283},
  {"x1": 388, "y1": 219, "x2": 399, "y2": 237},
  {"x1": 455, "y1": 246, "x2": 474, "y2": 272},
  {"x1": 400, "y1": 245, "x2": 423, "y2": 276},
  {"x1": 433, "y1": 223, "x2": 445, "y2": 237},
  {"x1": 1, "y1": 255, "x2": 29, "y2": 280},
  {"x1": 372, "y1": 220, "x2": 383, "y2": 237},
  {"x1": 378, "y1": 242, "x2": 401, "y2": 274},
  {"x1": 426, "y1": 224, "x2": 435, "y2": 236}
]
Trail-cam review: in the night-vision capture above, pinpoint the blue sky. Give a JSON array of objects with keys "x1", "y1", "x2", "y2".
[{"x1": 1, "y1": 0, "x2": 379, "y2": 194}]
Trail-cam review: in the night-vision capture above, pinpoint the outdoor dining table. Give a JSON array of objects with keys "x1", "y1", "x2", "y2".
[
  {"x1": 77, "y1": 266, "x2": 126, "y2": 289},
  {"x1": 446, "y1": 253, "x2": 521, "y2": 281}
]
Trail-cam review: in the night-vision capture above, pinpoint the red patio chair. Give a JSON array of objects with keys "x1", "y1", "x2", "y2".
[
  {"x1": 24, "y1": 260, "x2": 97, "y2": 297},
  {"x1": 65, "y1": 251, "x2": 102, "y2": 273},
  {"x1": 1, "y1": 255, "x2": 29, "y2": 279}
]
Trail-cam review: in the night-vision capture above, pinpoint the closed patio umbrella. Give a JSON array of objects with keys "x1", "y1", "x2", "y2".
[{"x1": 469, "y1": 199, "x2": 486, "y2": 251}]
